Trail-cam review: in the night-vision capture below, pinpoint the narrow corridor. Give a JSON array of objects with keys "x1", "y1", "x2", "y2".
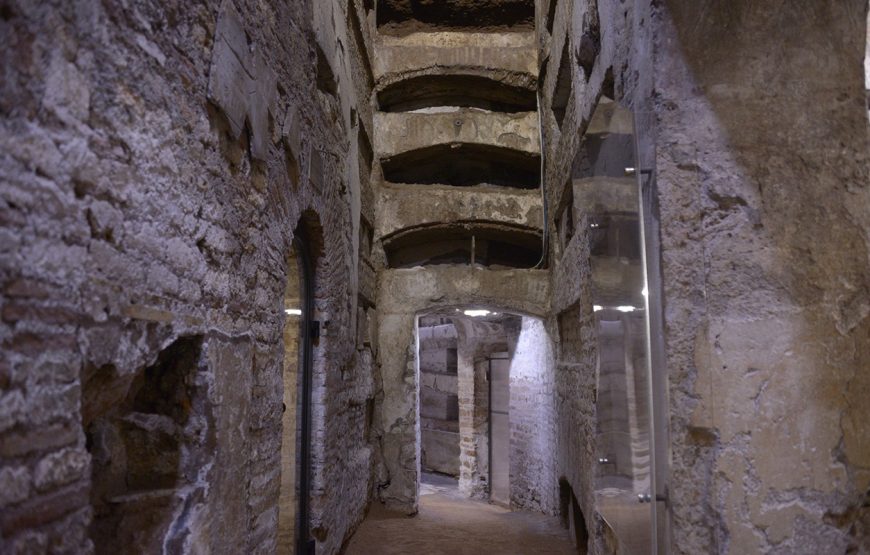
[
  {"x1": 1, "y1": 1, "x2": 868, "y2": 554},
  {"x1": 346, "y1": 474, "x2": 575, "y2": 555}
]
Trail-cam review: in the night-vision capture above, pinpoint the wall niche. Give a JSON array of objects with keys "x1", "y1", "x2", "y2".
[{"x1": 83, "y1": 335, "x2": 211, "y2": 554}]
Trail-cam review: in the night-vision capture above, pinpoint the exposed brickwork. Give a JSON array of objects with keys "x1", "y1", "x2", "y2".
[
  {"x1": 0, "y1": 0, "x2": 377, "y2": 552},
  {"x1": 4, "y1": 1, "x2": 868, "y2": 553},
  {"x1": 508, "y1": 317, "x2": 558, "y2": 514}
]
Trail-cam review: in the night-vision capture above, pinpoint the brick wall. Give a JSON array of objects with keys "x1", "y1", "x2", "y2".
[
  {"x1": 0, "y1": 0, "x2": 377, "y2": 552},
  {"x1": 508, "y1": 316, "x2": 558, "y2": 514}
]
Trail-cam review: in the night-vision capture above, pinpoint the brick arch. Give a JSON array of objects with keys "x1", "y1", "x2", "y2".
[{"x1": 375, "y1": 266, "x2": 550, "y2": 513}]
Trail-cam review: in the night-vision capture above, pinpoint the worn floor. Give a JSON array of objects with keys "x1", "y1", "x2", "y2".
[
  {"x1": 596, "y1": 490, "x2": 651, "y2": 554},
  {"x1": 345, "y1": 474, "x2": 576, "y2": 555}
]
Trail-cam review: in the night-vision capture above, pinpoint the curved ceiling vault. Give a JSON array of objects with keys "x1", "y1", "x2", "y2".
[
  {"x1": 383, "y1": 223, "x2": 542, "y2": 269},
  {"x1": 377, "y1": 74, "x2": 537, "y2": 113},
  {"x1": 377, "y1": 0, "x2": 535, "y2": 33},
  {"x1": 381, "y1": 143, "x2": 540, "y2": 188}
]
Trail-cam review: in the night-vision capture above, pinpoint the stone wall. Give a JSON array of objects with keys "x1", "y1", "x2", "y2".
[
  {"x1": 508, "y1": 316, "x2": 558, "y2": 514},
  {"x1": 418, "y1": 319, "x2": 460, "y2": 477},
  {"x1": 539, "y1": 0, "x2": 653, "y2": 551},
  {"x1": 653, "y1": 2, "x2": 870, "y2": 553},
  {"x1": 543, "y1": 0, "x2": 870, "y2": 553},
  {"x1": 0, "y1": 0, "x2": 377, "y2": 552}
]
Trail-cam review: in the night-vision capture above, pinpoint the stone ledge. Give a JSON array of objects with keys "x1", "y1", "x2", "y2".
[
  {"x1": 378, "y1": 266, "x2": 550, "y2": 316},
  {"x1": 375, "y1": 110, "x2": 540, "y2": 159},
  {"x1": 377, "y1": 183, "x2": 543, "y2": 240}
]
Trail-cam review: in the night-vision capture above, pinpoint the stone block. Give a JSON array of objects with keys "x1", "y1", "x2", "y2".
[
  {"x1": 0, "y1": 390, "x2": 25, "y2": 434},
  {"x1": 0, "y1": 466, "x2": 31, "y2": 508},
  {"x1": 42, "y1": 54, "x2": 90, "y2": 121},
  {"x1": 207, "y1": 0, "x2": 278, "y2": 161},
  {"x1": 421, "y1": 429, "x2": 460, "y2": 476},
  {"x1": 33, "y1": 447, "x2": 90, "y2": 493},
  {"x1": 0, "y1": 482, "x2": 89, "y2": 536},
  {"x1": 0, "y1": 421, "x2": 79, "y2": 458}
]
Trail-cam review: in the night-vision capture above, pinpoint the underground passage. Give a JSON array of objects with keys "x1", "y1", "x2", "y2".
[{"x1": 1, "y1": 1, "x2": 869, "y2": 554}]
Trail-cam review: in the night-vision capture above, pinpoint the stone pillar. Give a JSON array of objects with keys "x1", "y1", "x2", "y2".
[{"x1": 374, "y1": 312, "x2": 418, "y2": 513}]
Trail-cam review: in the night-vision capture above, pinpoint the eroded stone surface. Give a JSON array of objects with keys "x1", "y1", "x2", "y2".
[
  {"x1": 0, "y1": 0, "x2": 377, "y2": 552},
  {"x1": 2, "y1": 1, "x2": 869, "y2": 554},
  {"x1": 651, "y1": 3, "x2": 870, "y2": 554},
  {"x1": 375, "y1": 109, "x2": 540, "y2": 158},
  {"x1": 377, "y1": 184, "x2": 543, "y2": 239}
]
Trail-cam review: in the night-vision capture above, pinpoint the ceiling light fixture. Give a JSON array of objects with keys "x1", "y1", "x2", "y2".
[{"x1": 463, "y1": 309, "x2": 491, "y2": 317}]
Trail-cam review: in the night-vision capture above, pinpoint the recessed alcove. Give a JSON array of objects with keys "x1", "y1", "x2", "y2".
[
  {"x1": 378, "y1": 75, "x2": 536, "y2": 113},
  {"x1": 383, "y1": 224, "x2": 542, "y2": 269},
  {"x1": 84, "y1": 336, "x2": 205, "y2": 555},
  {"x1": 377, "y1": 0, "x2": 535, "y2": 34},
  {"x1": 381, "y1": 144, "x2": 540, "y2": 189}
]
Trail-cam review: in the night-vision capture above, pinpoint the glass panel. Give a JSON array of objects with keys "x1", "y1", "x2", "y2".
[{"x1": 573, "y1": 97, "x2": 653, "y2": 553}]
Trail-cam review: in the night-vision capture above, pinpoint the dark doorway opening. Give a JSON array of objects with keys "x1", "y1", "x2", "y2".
[
  {"x1": 559, "y1": 479, "x2": 590, "y2": 554},
  {"x1": 278, "y1": 228, "x2": 317, "y2": 555}
]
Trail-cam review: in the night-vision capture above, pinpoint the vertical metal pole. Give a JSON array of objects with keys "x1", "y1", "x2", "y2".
[{"x1": 633, "y1": 112, "x2": 670, "y2": 555}]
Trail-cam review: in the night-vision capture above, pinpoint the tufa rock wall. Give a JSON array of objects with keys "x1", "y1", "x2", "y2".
[{"x1": 654, "y1": 1, "x2": 870, "y2": 553}]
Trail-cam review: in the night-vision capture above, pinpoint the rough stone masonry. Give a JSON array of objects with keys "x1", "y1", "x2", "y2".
[{"x1": 1, "y1": 0, "x2": 869, "y2": 554}]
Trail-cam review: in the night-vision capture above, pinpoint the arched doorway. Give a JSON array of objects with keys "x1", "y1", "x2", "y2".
[
  {"x1": 414, "y1": 308, "x2": 557, "y2": 512},
  {"x1": 278, "y1": 227, "x2": 317, "y2": 554}
]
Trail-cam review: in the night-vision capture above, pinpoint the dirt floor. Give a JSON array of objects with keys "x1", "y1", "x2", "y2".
[{"x1": 345, "y1": 474, "x2": 576, "y2": 555}]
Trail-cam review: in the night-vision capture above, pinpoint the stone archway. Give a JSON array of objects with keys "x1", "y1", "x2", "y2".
[
  {"x1": 278, "y1": 214, "x2": 324, "y2": 555},
  {"x1": 374, "y1": 266, "x2": 549, "y2": 513}
]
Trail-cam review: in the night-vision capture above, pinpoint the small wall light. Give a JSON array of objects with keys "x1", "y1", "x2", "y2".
[{"x1": 463, "y1": 309, "x2": 491, "y2": 317}]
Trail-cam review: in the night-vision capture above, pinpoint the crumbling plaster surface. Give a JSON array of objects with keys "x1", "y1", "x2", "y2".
[
  {"x1": 377, "y1": 184, "x2": 543, "y2": 240},
  {"x1": 653, "y1": 2, "x2": 870, "y2": 554},
  {"x1": 507, "y1": 316, "x2": 558, "y2": 514},
  {"x1": 0, "y1": 0, "x2": 376, "y2": 552},
  {"x1": 371, "y1": 311, "x2": 419, "y2": 512},
  {"x1": 375, "y1": 109, "x2": 540, "y2": 159},
  {"x1": 373, "y1": 31, "x2": 538, "y2": 91}
]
